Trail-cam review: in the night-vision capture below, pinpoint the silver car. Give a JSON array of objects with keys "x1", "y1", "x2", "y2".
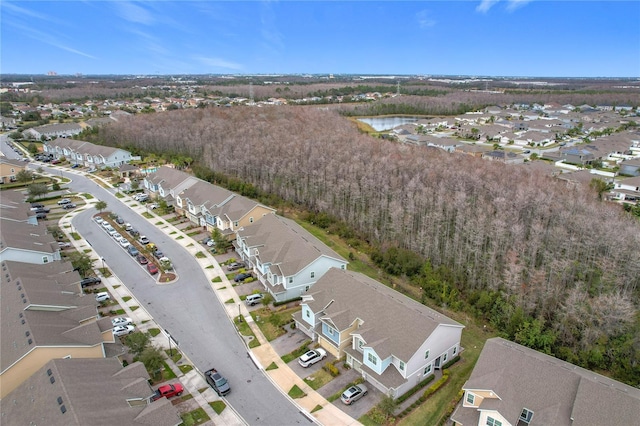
[
  {"x1": 298, "y1": 348, "x2": 327, "y2": 367},
  {"x1": 340, "y1": 384, "x2": 368, "y2": 405}
]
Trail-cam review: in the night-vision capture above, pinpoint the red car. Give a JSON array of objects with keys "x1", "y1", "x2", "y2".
[
  {"x1": 147, "y1": 263, "x2": 159, "y2": 275},
  {"x1": 151, "y1": 383, "x2": 184, "y2": 401},
  {"x1": 137, "y1": 254, "x2": 148, "y2": 265}
]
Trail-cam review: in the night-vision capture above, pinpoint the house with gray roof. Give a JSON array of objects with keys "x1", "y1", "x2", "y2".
[
  {"x1": 0, "y1": 156, "x2": 27, "y2": 184},
  {"x1": 612, "y1": 175, "x2": 640, "y2": 202},
  {"x1": 235, "y1": 214, "x2": 347, "y2": 302},
  {"x1": 23, "y1": 122, "x2": 83, "y2": 140},
  {"x1": 1, "y1": 358, "x2": 181, "y2": 426},
  {"x1": 0, "y1": 189, "x2": 38, "y2": 224},
  {"x1": 143, "y1": 166, "x2": 199, "y2": 206},
  {"x1": 0, "y1": 218, "x2": 61, "y2": 264},
  {"x1": 0, "y1": 260, "x2": 115, "y2": 398},
  {"x1": 293, "y1": 268, "x2": 464, "y2": 398},
  {"x1": 619, "y1": 157, "x2": 640, "y2": 177},
  {"x1": 451, "y1": 337, "x2": 640, "y2": 426},
  {"x1": 44, "y1": 138, "x2": 132, "y2": 168},
  {"x1": 177, "y1": 180, "x2": 276, "y2": 234}
]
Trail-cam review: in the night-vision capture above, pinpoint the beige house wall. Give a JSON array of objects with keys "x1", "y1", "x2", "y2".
[
  {"x1": 0, "y1": 162, "x2": 26, "y2": 181},
  {"x1": 0, "y1": 345, "x2": 104, "y2": 398}
]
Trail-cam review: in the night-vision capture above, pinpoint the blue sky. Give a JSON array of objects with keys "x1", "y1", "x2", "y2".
[{"x1": 1, "y1": 1, "x2": 638, "y2": 77}]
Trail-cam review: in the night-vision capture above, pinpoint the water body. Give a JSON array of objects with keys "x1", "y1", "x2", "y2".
[{"x1": 357, "y1": 116, "x2": 421, "y2": 131}]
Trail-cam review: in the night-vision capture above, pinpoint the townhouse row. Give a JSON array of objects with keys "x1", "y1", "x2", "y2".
[{"x1": 0, "y1": 190, "x2": 181, "y2": 425}]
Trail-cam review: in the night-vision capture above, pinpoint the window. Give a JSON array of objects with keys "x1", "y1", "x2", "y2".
[
  {"x1": 399, "y1": 361, "x2": 405, "y2": 371},
  {"x1": 234, "y1": 221, "x2": 239, "y2": 227},
  {"x1": 310, "y1": 271, "x2": 315, "y2": 278},
  {"x1": 466, "y1": 392, "x2": 475, "y2": 405},
  {"x1": 424, "y1": 350, "x2": 430, "y2": 359},
  {"x1": 520, "y1": 408, "x2": 534, "y2": 423},
  {"x1": 249, "y1": 217, "x2": 254, "y2": 223},
  {"x1": 43, "y1": 257, "x2": 49, "y2": 263},
  {"x1": 367, "y1": 353, "x2": 378, "y2": 365},
  {"x1": 443, "y1": 353, "x2": 448, "y2": 362},
  {"x1": 358, "y1": 340, "x2": 364, "y2": 349},
  {"x1": 341, "y1": 264, "x2": 346, "y2": 269},
  {"x1": 423, "y1": 364, "x2": 432, "y2": 375},
  {"x1": 289, "y1": 277, "x2": 293, "y2": 284},
  {"x1": 453, "y1": 346, "x2": 457, "y2": 355},
  {"x1": 486, "y1": 417, "x2": 502, "y2": 426},
  {"x1": 305, "y1": 310, "x2": 310, "y2": 318}
]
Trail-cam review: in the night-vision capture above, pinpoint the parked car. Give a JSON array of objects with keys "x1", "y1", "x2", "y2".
[
  {"x1": 94, "y1": 216, "x2": 104, "y2": 224},
  {"x1": 245, "y1": 293, "x2": 263, "y2": 306},
  {"x1": 57, "y1": 198, "x2": 71, "y2": 205},
  {"x1": 112, "y1": 325, "x2": 135, "y2": 337},
  {"x1": 30, "y1": 203, "x2": 44, "y2": 209},
  {"x1": 204, "y1": 368, "x2": 231, "y2": 396},
  {"x1": 35, "y1": 212, "x2": 47, "y2": 219},
  {"x1": 101, "y1": 221, "x2": 111, "y2": 229},
  {"x1": 340, "y1": 384, "x2": 368, "y2": 405},
  {"x1": 95, "y1": 292, "x2": 110, "y2": 302},
  {"x1": 298, "y1": 348, "x2": 327, "y2": 367},
  {"x1": 151, "y1": 383, "x2": 184, "y2": 401},
  {"x1": 201, "y1": 237, "x2": 212, "y2": 245},
  {"x1": 147, "y1": 263, "x2": 159, "y2": 275},
  {"x1": 227, "y1": 262, "x2": 244, "y2": 271},
  {"x1": 111, "y1": 317, "x2": 133, "y2": 327},
  {"x1": 57, "y1": 241, "x2": 71, "y2": 248},
  {"x1": 71, "y1": 163, "x2": 80, "y2": 168},
  {"x1": 234, "y1": 272, "x2": 252, "y2": 282},
  {"x1": 207, "y1": 239, "x2": 216, "y2": 247},
  {"x1": 127, "y1": 245, "x2": 139, "y2": 256},
  {"x1": 115, "y1": 216, "x2": 124, "y2": 225},
  {"x1": 119, "y1": 239, "x2": 131, "y2": 248},
  {"x1": 81, "y1": 277, "x2": 102, "y2": 287},
  {"x1": 139, "y1": 236, "x2": 150, "y2": 245},
  {"x1": 128, "y1": 228, "x2": 139, "y2": 237},
  {"x1": 137, "y1": 254, "x2": 149, "y2": 265},
  {"x1": 148, "y1": 203, "x2": 159, "y2": 209},
  {"x1": 34, "y1": 207, "x2": 50, "y2": 214},
  {"x1": 62, "y1": 203, "x2": 76, "y2": 210},
  {"x1": 125, "y1": 223, "x2": 133, "y2": 231},
  {"x1": 153, "y1": 249, "x2": 164, "y2": 259}
]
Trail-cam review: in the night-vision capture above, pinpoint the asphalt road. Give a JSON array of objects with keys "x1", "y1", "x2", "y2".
[{"x1": 31, "y1": 164, "x2": 313, "y2": 426}]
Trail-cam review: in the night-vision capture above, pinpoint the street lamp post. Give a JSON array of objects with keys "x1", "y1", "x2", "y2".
[
  {"x1": 101, "y1": 257, "x2": 105, "y2": 272},
  {"x1": 238, "y1": 304, "x2": 242, "y2": 323},
  {"x1": 165, "y1": 329, "x2": 178, "y2": 357}
]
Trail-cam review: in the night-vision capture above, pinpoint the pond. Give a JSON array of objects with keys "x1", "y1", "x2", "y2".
[{"x1": 357, "y1": 116, "x2": 422, "y2": 132}]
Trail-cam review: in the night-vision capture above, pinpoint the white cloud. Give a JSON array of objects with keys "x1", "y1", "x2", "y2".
[
  {"x1": 195, "y1": 56, "x2": 243, "y2": 71},
  {"x1": 5, "y1": 21, "x2": 96, "y2": 59},
  {"x1": 507, "y1": 0, "x2": 534, "y2": 12},
  {"x1": 114, "y1": 1, "x2": 154, "y2": 25},
  {"x1": 476, "y1": 0, "x2": 500, "y2": 13},
  {"x1": 477, "y1": 0, "x2": 534, "y2": 13},
  {"x1": 416, "y1": 10, "x2": 436, "y2": 28}
]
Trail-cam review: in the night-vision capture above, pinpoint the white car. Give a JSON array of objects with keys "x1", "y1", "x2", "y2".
[
  {"x1": 94, "y1": 216, "x2": 104, "y2": 224},
  {"x1": 120, "y1": 240, "x2": 131, "y2": 248},
  {"x1": 101, "y1": 221, "x2": 111, "y2": 229},
  {"x1": 148, "y1": 203, "x2": 159, "y2": 209},
  {"x1": 111, "y1": 317, "x2": 133, "y2": 327},
  {"x1": 298, "y1": 348, "x2": 327, "y2": 367},
  {"x1": 112, "y1": 325, "x2": 135, "y2": 337},
  {"x1": 112, "y1": 232, "x2": 123, "y2": 240},
  {"x1": 95, "y1": 292, "x2": 110, "y2": 302}
]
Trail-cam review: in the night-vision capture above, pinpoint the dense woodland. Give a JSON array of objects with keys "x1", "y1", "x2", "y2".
[{"x1": 90, "y1": 104, "x2": 640, "y2": 385}]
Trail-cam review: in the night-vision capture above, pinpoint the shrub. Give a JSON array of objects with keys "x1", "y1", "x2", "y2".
[
  {"x1": 423, "y1": 369, "x2": 450, "y2": 399},
  {"x1": 322, "y1": 362, "x2": 340, "y2": 377},
  {"x1": 396, "y1": 374, "x2": 435, "y2": 403},
  {"x1": 441, "y1": 355, "x2": 461, "y2": 370}
]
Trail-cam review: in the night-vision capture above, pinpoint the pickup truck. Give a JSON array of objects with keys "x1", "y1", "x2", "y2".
[
  {"x1": 205, "y1": 368, "x2": 231, "y2": 396},
  {"x1": 151, "y1": 383, "x2": 184, "y2": 401}
]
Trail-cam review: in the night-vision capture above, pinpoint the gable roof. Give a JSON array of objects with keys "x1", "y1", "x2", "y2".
[
  {"x1": 238, "y1": 214, "x2": 345, "y2": 276},
  {"x1": 2, "y1": 358, "x2": 181, "y2": 426},
  {"x1": 0, "y1": 218, "x2": 57, "y2": 253},
  {"x1": 1, "y1": 260, "x2": 100, "y2": 373},
  {"x1": 47, "y1": 138, "x2": 129, "y2": 159},
  {"x1": 145, "y1": 166, "x2": 194, "y2": 190},
  {"x1": 306, "y1": 268, "x2": 462, "y2": 360},
  {"x1": 461, "y1": 338, "x2": 640, "y2": 426},
  {"x1": 178, "y1": 180, "x2": 234, "y2": 209}
]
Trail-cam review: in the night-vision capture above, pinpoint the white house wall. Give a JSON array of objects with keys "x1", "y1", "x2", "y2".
[
  {"x1": 0, "y1": 248, "x2": 58, "y2": 264},
  {"x1": 406, "y1": 324, "x2": 463, "y2": 377}
]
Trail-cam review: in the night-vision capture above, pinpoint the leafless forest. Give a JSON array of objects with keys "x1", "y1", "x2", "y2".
[{"x1": 95, "y1": 105, "x2": 640, "y2": 383}]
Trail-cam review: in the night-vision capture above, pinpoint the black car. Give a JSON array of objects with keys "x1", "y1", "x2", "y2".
[
  {"x1": 31, "y1": 203, "x2": 44, "y2": 209},
  {"x1": 234, "y1": 272, "x2": 252, "y2": 282},
  {"x1": 80, "y1": 277, "x2": 102, "y2": 287},
  {"x1": 34, "y1": 207, "x2": 50, "y2": 214},
  {"x1": 35, "y1": 212, "x2": 47, "y2": 219},
  {"x1": 115, "y1": 216, "x2": 124, "y2": 225}
]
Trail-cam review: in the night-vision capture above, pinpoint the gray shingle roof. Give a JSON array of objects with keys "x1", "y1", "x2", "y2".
[
  {"x1": 1, "y1": 260, "x2": 100, "y2": 372},
  {"x1": 0, "y1": 218, "x2": 57, "y2": 253},
  {"x1": 1, "y1": 358, "x2": 181, "y2": 426},
  {"x1": 458, "y1": 338, "x2": 640, "y2": 426},
  {"x1": 306, "y1": 268, "x2": 462, "y2": 360},
  {"x1": 238, "y1": 214, "x2": 346, "y2": 276}
]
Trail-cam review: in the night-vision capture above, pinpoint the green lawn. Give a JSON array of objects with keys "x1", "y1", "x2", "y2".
[
  {"x1": 251, "y1": 306, "x2": 300, "y2": 341},
  {"x1": 303, "y1": 367, "x2": 334, "y2": 390},
  {"x1": 180, "y1": 408, "x2": 210, "y2": 426},
  {"x1": 288, "y1": 384, "x2": 306, "y2": 399},
  {"x1": 148, "y1": 328, "x2": 161, "y2": 337},
  {"x1": 209, "y1": 401, "x2": 226, "y2": 415}
]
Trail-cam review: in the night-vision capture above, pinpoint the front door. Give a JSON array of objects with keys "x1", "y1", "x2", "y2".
[{"x1": 434, "y1": 356, "x2": 441, "y2": 370}]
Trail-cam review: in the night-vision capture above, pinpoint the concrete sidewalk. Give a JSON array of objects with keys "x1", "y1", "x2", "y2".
[{"x1": 57, "y1": 168, "x2": 361, "y2": 426}]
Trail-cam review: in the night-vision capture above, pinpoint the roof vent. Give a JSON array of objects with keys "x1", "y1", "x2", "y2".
[
  {"x1": 19, "y1": 313, "x2": 23, "y2": 318},
  {"x1": 47, "y1": 369, "x2": 52, "y2": 376},
  {"x1": 60, "y1": 405, "x2": 66, "y2": 414},
  {"x1": 28, "y1": 338, "x2": 33, "y2": 345},
  {"x1": 50, "y1": 376, "x2": 55, "y2": 384},
  {"x1": 23, "y1": 298, "x2": 27, "y2": 303},
  {"x1": 21, "y1": 319, "x2": 25, "y2": 325},
  {"x1": 57, "y1": 396, "x2": 63, "y2": 405},
  {"x1": 25, "y1": 331, "x2": 30, "y2": 337}
]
